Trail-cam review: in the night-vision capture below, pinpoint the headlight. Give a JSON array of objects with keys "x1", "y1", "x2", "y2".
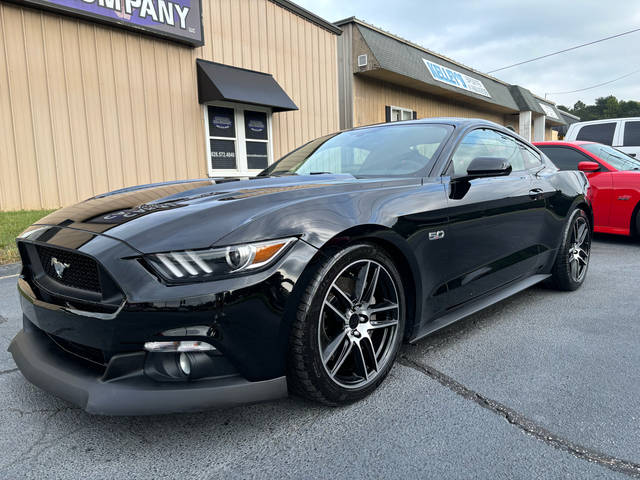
[{"x1": 145, "y1": 237, "x2": 297, "y2": 282}]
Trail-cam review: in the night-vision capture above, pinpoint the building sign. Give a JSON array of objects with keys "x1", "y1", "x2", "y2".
[
  {"x1": 423, "y1": 59, "x2": 491, "y2": 98},
  {"x1": 539, "y1": 103, "x2": 560, "y2": 120},
  {"x1": 18, "y1": 0, "x2": 203, "y2": 46}
]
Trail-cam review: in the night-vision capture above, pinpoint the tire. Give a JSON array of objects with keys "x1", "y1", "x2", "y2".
[
  {"x1": 288, "y1": 243, "x2": 405, "y2": 405},
  {"x1": 549, "y1": 208, "x2": 591, "y2": 291}
]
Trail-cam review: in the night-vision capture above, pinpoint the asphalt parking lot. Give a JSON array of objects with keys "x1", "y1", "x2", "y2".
[{"x1": 1, "y1": 235, "x2": 639, "y2": 479}]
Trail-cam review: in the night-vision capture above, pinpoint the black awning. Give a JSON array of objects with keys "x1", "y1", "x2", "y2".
[{"x1": 196, "y1": 59, "x2": 298, "y2": 112}]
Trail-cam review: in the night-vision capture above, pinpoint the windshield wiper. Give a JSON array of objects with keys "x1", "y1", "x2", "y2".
[
  {"x1": 259, "y1": 172, "x2": 298, "y2": 177},
  {"x1": 309, "y1": 171, "x2": 333, "y2": 175}
]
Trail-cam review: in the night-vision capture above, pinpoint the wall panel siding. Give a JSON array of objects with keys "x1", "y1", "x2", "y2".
[
  {"x1": 78, "y1": 22, "x2": 109, "y2": 196},
  {"x1": 0, "y1": 0, "x2": 339, "y2": 210},
  {"x1": 353, "y1": 76, "x2": 506, "y2": 127},
  {"x1": 42, "y1": 15, "x2": 78, "y2": 207},
  {"x1": 0, "y1": 5, "x2": 24, "y2": 210},
  {"x1": 26, "y1": 10, "x2": 63, "y2": 208},
  {"x1": 4, "y1": 5, "x2": 43, "y2": 209}
]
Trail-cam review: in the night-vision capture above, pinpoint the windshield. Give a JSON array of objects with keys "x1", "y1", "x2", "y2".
[
  {"x1": 582, "y1": 143, "x2": 640, "y2": 171},
  {"x1": 260, "y1": 124, "x2": 453, "y2": 177}
]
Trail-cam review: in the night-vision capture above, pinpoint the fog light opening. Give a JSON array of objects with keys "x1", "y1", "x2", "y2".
[{"x1": 178, "y1": 353, "x2": 191, "y2": 376}]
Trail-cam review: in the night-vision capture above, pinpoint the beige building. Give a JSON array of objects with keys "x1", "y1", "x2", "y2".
[
  {"x1": 0, "y1": 2, "x2": 566, "y2": 212},
  {"x1": 336, "y1": 18, "x2": 565, "y2": 142},
  {"x1": 0, "y1": 0, "x2": 341, "y2": 211}
]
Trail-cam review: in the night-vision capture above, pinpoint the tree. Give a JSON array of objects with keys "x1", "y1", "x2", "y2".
[{"x1": 557, "y1": 96, "x2": 640, "y2": 121}]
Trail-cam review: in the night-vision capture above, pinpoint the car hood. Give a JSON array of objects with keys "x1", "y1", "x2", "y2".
[{"x1": 31, "y1": 175, "x2": 421, "y2": 253}]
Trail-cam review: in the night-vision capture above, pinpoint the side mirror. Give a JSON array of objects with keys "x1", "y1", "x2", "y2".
[
  {"x1": 578, "y1": 161, "x2": 600, "y2": 172},
  {"x1": 464, "y1": 157, "x2": 512, "y2": 179}
]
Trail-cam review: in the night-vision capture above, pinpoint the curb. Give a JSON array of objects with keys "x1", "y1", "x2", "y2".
[{"x1": 0, "y1": 263, "x2": 21, "y2": 277}]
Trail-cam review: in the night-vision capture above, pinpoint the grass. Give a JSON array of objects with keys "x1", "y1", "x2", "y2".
[{"x1": 0, "y1": 210, "x2": 56, "y2": 265}]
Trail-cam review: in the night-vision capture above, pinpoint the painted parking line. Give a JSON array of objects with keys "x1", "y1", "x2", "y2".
[{"x1": 0, "y1": 274, "x2": 19, "y2": 281}]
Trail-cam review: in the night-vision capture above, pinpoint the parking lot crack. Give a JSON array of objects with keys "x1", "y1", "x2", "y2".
[
  {"x1": 398, "y1": 355, "x2": 640, "y2": 478},
  {"x1": 0, "y1": 407, "x2": 85, "y2": 472},
  {"x1": 0, "y1": 368, "x2": 18, "y2": 376}
]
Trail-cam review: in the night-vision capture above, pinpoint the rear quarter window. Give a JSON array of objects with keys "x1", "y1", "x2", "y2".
[
  {"x1": 537, "y1": 146, "x2": 593, "y2": 171},
  {"x1": 575, "y1": 123, "x2": 616, "y2": 145},
  {"x1": 623, "y1": 121, "x2": 640, "y2": 147}
]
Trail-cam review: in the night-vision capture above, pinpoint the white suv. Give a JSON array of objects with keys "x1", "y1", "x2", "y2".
[{"x1": 565, "y1": 117, "x2": 640, "y2": 157}]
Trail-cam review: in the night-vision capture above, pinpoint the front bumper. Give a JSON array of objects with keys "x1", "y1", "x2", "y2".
[
  {"x1": 10, "y1": 225, "x2": 320, "y2": 414},
  {"x1": 9, "y1": 324, "x2": 287, "y2": 415}
]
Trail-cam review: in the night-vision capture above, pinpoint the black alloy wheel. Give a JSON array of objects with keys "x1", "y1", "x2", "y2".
[
  {"x1": 567, "y1": 214, "x2": 590, "y2": 283},
  {"x1": 550, "y1": 208, "x2": 591, "y2": 291},
  {"x1": 288, "y1": 244, "x2": 405, "y2": 405}
]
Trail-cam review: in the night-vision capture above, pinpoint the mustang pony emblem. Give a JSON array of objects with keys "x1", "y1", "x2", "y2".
[{"x1": 50, "y1": 257, "x2": 70, "y2": 278}]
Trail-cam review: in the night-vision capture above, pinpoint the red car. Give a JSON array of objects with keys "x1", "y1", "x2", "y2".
[{"x1": 534, "y1": 141, "x2": 640, "y2": 236}]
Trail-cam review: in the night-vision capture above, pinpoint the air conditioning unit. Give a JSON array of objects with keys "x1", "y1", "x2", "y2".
[{"x1": 357, "y1": 54, "x2": 368, "y2": 67}]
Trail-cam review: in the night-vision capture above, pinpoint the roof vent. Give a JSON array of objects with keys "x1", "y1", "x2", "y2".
[{"x1": 357, "y1": 54, "x2": 368, "y2": 67}]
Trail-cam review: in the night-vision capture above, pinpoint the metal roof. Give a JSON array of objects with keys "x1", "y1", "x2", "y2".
[
  {"x1": 339, "y1": 18, "x2": 566, "y2": 125},
  {"x1": 355, "y1": 23, "x2": 520, "y2": 112},
  {"x1": 558, "y1": 109, "x2": 581, "y2": 122},
  {"x1": 509, "y1": 86, "x2": 566, "y2": 125}
]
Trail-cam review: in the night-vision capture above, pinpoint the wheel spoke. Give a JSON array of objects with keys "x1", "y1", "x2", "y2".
[
  {"x1": 355, "y1": 262, "x2": 370, "y2": 303},
  {"x1": 375, "y1": 329, "x2": 389, "y2": 357},
  {"x1": 577, "y1": 222, "x2": 588, "y2": 245},
  {"x1": 369, "y1": 302, "x2": 399, "y2": 315},
  {"x1": 353, "y1": 341, "x2": 369, "y2": 381},
  {"x1": 330, "y1": 339, "x2": 353, "y2": 377},
  {"x1": 361, "y1": 337, "x2": 379, "y2": 372},
  {"x1": 363, "y1": 265, "x2": 381, "y2": 305},
  {"x1": 577, "y1": 248, "x2": 589, "y2": 265},
  {"x1": 331, "y1": 283, "x2": 354, "y2": 308},
  {"x1": 322, "y1": 330, "x2": 348, "y2": 364},
  {"x1": 369, "y1": 318, "x2": 399, "y2": 330},
  {"x1": 324, "y1": 300, "x2": 348, "y2": 322},
  {"x1": 572, "y1": 221, "x2": 579, "y2": 243},
  {"x1": 569, "y1": 258, "x2": 578, "y2": 279}
]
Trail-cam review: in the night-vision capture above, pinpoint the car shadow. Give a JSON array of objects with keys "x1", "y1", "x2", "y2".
[{"x1": 592, "y1": 232, "x2": 638, "y2": 246}]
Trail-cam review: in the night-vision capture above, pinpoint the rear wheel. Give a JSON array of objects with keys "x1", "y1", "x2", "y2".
[
  {"x1": 549, "y1": 208, "x2": 591, "y2": 291},
  {"x1": 288, "y1": 244, "x2": 405, "y2": 405}
]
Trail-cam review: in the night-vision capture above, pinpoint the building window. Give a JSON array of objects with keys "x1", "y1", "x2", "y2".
[
  {"x1": 390, "y1": 106, "x2": 414, "y2": 122},
  {"x1": 205, "y1": 102, "x2": 273, "y2": 176}
]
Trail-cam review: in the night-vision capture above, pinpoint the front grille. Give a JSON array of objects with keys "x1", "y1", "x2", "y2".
[
  {"x1": 48, "y1": 334, "x2": 106, "y2": 366},
  {"x1": 36, "y1": 245, "x2": 102, "y2": 293}
]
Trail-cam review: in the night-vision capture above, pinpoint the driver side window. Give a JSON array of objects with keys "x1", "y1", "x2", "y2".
[{"x1": 448, "y1": 129, "x2": 522, "y2": 176}]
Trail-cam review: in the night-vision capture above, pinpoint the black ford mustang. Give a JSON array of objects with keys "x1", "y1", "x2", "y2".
[{"x1": 9, "y1": 118, "x2": 592, "y2": 415}]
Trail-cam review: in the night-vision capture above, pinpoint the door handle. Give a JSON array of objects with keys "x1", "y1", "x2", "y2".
[{"x1": 529, "y1": 188, "x2": 543, "y2": 199}]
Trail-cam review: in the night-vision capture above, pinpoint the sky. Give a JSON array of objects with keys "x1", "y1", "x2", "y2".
[{"x1": 295, "y1": 0, "x2": 640, "y2": 109}]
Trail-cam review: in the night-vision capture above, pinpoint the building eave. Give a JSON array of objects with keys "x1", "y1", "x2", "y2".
[{"x1": 270, "y1": 0, "x2": 342, "y2": 35}]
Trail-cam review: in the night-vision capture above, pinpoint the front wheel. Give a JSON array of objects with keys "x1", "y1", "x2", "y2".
[
  {"x1": 549, "y1": 208, "x2": 591, "y2": 291},
  {"x1": 288, "y1": 244, "x2": 405, "y2": 405}
]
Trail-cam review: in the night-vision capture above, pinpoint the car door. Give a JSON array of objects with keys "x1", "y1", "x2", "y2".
[
  {"x1": 521, "y1": 144, "x2": 557, "y2": 260},
  {"x1": 442, "y1": 128, "x2": 543, "y2": 308},
  {"x1": 537, "y1": 145, "x2": 614, "y2": 228}
]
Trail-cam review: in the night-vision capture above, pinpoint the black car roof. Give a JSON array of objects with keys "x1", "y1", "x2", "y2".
[{"x1": 351, "y1": 117, "x2": 509, "y2": 132}]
